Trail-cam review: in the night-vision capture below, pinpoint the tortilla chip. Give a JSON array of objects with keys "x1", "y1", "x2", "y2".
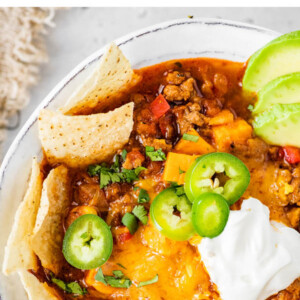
[
  {"x1": 2, "y1": 158, "x2": 43, "y2": 275},
  {"x1": 19, "y1": 270, "x2": 59, "y2": 300},
  {"x1": 38, "y1": 102, "x2": 134, "y2": 168},
  {"x1": 60, "y1": 43, "x2": 141, "y2": 115},
  {"x1": 31, "y1": 165, "x2": 71, "y2": 275}
]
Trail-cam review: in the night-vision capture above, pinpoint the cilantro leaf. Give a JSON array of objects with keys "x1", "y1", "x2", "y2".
[
  {"x1": 67, "y1": 282, "x2": 86, "y2": 295},
  {"x1": 132, "y1": 205, "x2": 148, "y2": 225},
  {"x1": 179, "y1": 167, "x2": 185, "y2": 174},
  {"x1": 105, "y1": 276, "x2": 132, "y2": 288},
  {"x1": 112, "y1": 270, "x2": 124, "y2": 279},
  {"x1": 122, "y1": 213, "x2": 138, "y2": 234},
  {"x1": 95, "y1": 268, "x2": 107, "y2": 285},
  {"x1": 51, "y1": 277, "x2": 86, "y2": 295},
  {"x1": 116, "y1": 263, "x2": 127, "y2": 269},
  {"x1": 145, "y1": 147, "x2": 166, "y2": 161},
  {"x1": 121, "y1": 149, "x2": 127, "y2": 161},
  {"x1": 134, "y1": 166, "x2": 147, "y2": 175},
  {"x1": 138, "y1": 189, "x2": 150, "y2": 203},
  {"x1": 95, "y1": 268, "x2": 131, "y2": 288},
  {"x1": 248, "y1": 104, "x2": 254, "y2": 111},
  {"x1": 51, "y1": 278, "x2": 67, "y2": 291},
  {"x1": 138, "y1": 274, "x2": 159, "y2": 287},
  {"x1": 182, "y1": 133, "x2": 199, "y2": 143},
  {"x1": 87, "y1": 165, "x2": 102, "y2": 177},
  {"x1": 88, "y1": 156, "x2": 146, "y2": 189}
]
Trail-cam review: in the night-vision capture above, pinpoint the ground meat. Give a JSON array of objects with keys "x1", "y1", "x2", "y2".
[
  {"x1": 232, "y1": 138, "x2": 269, "y2": 162},
  {"x1": 213, "y1": 73, "x2": 228, "y2": 96},
  {"x1": 173, "y1": 103, "x2": 208, "y2": 134},
  {"x1": 130, "y1": 93, "x2": 147, "y2": 105},
  {"x1": 166, "y1": 71, "x2": 186, "y2": 85},
  {"x1": 122, "y1": 149, "x2": 145, "y2": 169},
  {"x1": 140, "y1": 136, "x2": 172, "y2": 152},
  {"x1": 201, "y1": 79, "x2": 214, "y2": 98},
  {"x1": 106, "y1": 194, "x2": 136, "y2": 226},
  {"x1": 75, "y1": 183, "x2": 108, "y2": 211},
  {"x1": 201, "y1": 98, "x2": 223, "y2": 117},
  {"x1": 163, "y1": 78, "x2": 195, "y2": 101},
  {"x1": 135, "y1": 107, "x2": 158, "y2": 137},
  {"x1": 105, "y1": 183, "x2": 122, "y2": 202}
]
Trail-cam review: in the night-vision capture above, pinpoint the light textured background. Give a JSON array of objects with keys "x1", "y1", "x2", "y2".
[{"x1": 3, "y1": 7, "x2": 300, "y2": 156}]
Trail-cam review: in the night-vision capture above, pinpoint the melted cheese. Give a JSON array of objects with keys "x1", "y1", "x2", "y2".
[{"x1": 198, "y1": 198, "x2": 300, "y2": 300}]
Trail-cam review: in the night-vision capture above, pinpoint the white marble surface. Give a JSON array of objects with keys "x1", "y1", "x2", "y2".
[{"x1": 3, "y1": 7, "x2": 300, "y2": 157}]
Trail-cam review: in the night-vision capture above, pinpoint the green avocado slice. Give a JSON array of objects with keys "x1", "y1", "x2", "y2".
[
  {"x1": 243, "y1": 31, "x2": 300, "y2": 92},
  {"x1": 253, "y1": 72, "x2": 300, "y2": 114},
  {"x1": 253, "y1": 103, "x2": 300, "y2": 147}
]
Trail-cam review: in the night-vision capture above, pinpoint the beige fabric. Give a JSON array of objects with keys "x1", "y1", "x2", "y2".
[
  {"x1": 0, "y1": 8, "x2": 54, "y2": 149},
  {"x1": 31, "y1": 165, "x2": 71, "y2": 275},
  {"x1": 19, "y1": 270, "x2": 59, "y2": 300},
  {"x1": 38, "y1": 103, "x2": 134, "y2": 168},
  {"x1": 2, "y1": 158, "x2": 43, "y2": 275}
]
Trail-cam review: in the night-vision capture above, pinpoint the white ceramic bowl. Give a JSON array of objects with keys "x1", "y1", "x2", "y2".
[{"x1": 0, "y1": 18, "x2": 279, "y2": 300}]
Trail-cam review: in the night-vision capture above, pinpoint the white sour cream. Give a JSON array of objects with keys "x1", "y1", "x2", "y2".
[{"x1": 197, "y1": 197, "x2": 300, "y2": 300}]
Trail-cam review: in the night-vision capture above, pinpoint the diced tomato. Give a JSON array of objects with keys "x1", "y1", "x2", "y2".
[
  {"x1": 150, "y1": 94, "x2": 170, "y2": 119},
  {"x1": 117, "y1": 232, "x2": 133, "y2": 243},
  {"x1": 282, "y1": 146, "x2": 300, "y2": 164}
]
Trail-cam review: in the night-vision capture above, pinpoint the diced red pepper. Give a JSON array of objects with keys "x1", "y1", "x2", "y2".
[
  {"x1": 150, "y1": 94, "x2": 170, "y2": 119},
  {"x1": 282, "y1": 146, "x2": 300, "y2": 164},
  {"x1": 117, "y1": 232, "x2": 132, "y2": 244}
]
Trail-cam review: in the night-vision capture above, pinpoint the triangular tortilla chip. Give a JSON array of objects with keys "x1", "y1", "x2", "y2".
[
  {"x1": 60, "y1": 43, "x2": 141, "y2": 115},
  {"x1": 19, "y1": 270, "x2": 59, "y2": 300},
  {"x1": 2, "y1": 158, "x2": 43, "y2": 275},
  {"x1": 38, "y1": 102, "x2": 134, "y2": 168},
  {"x1": 31, "y1": 165, "x2": 71, "y2": 275}
]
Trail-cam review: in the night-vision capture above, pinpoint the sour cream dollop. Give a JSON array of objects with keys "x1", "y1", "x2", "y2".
[{"x1": 198, "y1": 198, "x2": 300, "y2": 300}]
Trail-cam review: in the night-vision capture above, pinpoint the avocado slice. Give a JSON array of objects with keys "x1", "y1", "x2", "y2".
[
  {"x1": 243, "y1": 31, "x2": 300, "y2": 92},
  {"x1": 253, "y1": 72, "x2": 300, "y2": 114},
  {"x1": 253, "y1": 103, "x2": 300, "y2": 147}
]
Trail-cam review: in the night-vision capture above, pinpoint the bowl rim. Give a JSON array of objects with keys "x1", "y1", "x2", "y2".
[{"x1": 0, "y1": 17, "x2": 279, "y2": 190}]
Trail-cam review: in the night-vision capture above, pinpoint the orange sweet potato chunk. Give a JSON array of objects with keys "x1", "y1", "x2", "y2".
[
  {"x1": 163, "y1": 152, "x2": 198, "y2": 185},
  {"x1": 212, "y1": 118, "x2": 252, "y2": 151},
  {"x1": 175, "y1": 128, "x2": 214, "y2": 155}
]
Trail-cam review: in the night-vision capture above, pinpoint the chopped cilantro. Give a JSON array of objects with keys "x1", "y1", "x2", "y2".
[
  {"x1": 133, "y1": 186, "x2": 140, "y2": 191},
  {"x1": 51, "y1": 278, "x2": 67, "y2": 291},
  {"x1": 132, "y1": 205, "x2": 148, "y2": 225},
  {"x1": 182, "y1": 133, "x2": 199, "y2": 143},
  {"x1": 112, "y1": 270, "x2": 124, "y2": 279},
  {"x1": 179, "y1": 167, "x2": 185, "y2": 174},
  {"x1": 138, "y1": 188, "x2": 150, "y2": 203},
  {"x1": 116, "y1": 263, "x2": 127, "y2": 269},
  {"x1": 138, "y1": 274, "x2": 159, "y2": 287},
  {"x1": 105, "y1": 276, "x2": 132, "y2": 288},
  {"x1": 248, "y1": 104, "x2": 254, "y2": 111},
  {"x1": 145, "y1": 146, "x2": 166, "y2": 161},
  {"x1": 88, "y1": 156, "x2": 146, "y2": 188},
  {"x1": 95, "y1": 268, "x2": 107, "y2": 285},
  {"x1": 51, "y1": 277, "x2": 87, "y2": 295},
  {"x1": 95, "y1": 268, "x2": 131, "y2": 288},
  {"x1": 121, "y1": 149, "x2": 127, "y2": 161},
  {"x1": 122, "y1": 213, "x2": 138, "y2": 234},
  {"x1": 67, "y1": 282, "x2": 87, "y2": 295},
  {"x1": 134, "y1": 166, "x2": 147, "y2": 175}
]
